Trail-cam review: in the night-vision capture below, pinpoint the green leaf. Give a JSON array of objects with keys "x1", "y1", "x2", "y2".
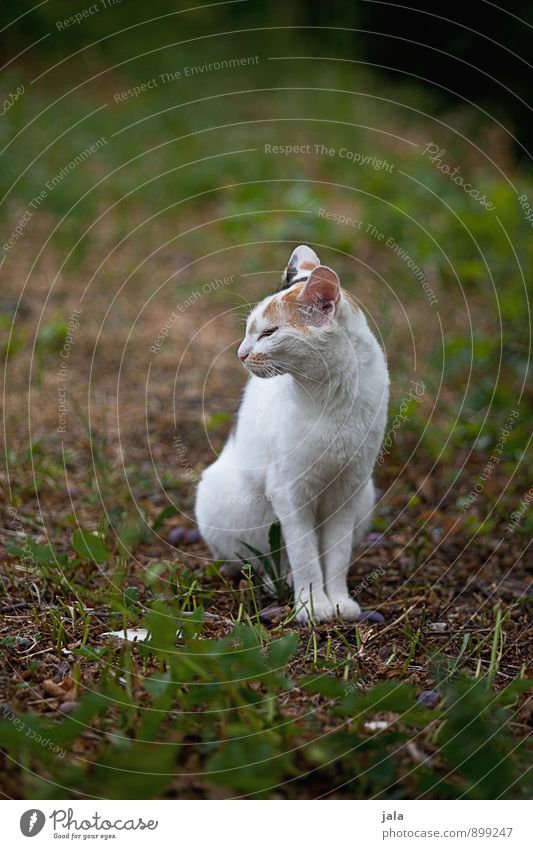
[
  {"x1": 7, "y1": 539, "x2": 62, "y2": 566},
  {"x1": 437, "y1": 679, "x2": 517, "y2": 799},
  {"x1": 495, "y1": 678, "x2": 533, "y2": 706},
  {"x1": 304, "y1": 675, "x2": 348, "y2": 700},
  {"x1": 36, "y1": 319, "x2": 68, "y2": 353},
  {"x1": 269, "y1": 633, "x2": 299, "y2": 669},
  {"x1": 207, "y1": 733, "x2": 290, "y2": 796},
  {"x1": 268, "y1": 521, "x2": 282, "y2": 571},
  {"x1": 340, "y1": 681, "x2": 417, "y2": 716},
  {"x1": 73, "y1": 646, "x2": 108, "y2": 659},
  {"x1": 116, "y1": 511, "x2": 147, "y2": 554},
  {"x1": 206, "y1": 411, "x2": 232, "y2": 431},
  {"x1": 238, "y1": 543, "x2": 272, "y2": 578},
  {"x1": 142, "y1": 601, "x2": 182, "y2": 652},
  {"x1": 124, "y1": 586, "x2": 141, "y2": 609},
  {"x1": 151, "y1": 503, "x2": 179, "y2": 531},
  {"x1": 72, "y1": 529, "x2": 112, "y2": 563},
  {"x1": 144, "y1": 562, "x2": 166, "y2": 585}
]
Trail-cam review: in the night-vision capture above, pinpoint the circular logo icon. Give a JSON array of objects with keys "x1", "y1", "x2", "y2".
[{"x1": 20, "y1": 810, "x2": 46, "y2": 837}]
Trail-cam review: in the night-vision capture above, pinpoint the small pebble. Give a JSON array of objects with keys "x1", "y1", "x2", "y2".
[
  {"x1": 366, "y1": 532, "x2": 386, "y2": 546},
  {"x1": 364, "y1": 720, "x2": 389, "y2": 732},
  {"x1": 430, "y1": 622, "x2": 447, "y2": 633},
  {"x1": 358, "y1": 610, "x2": 385, "y2": 624},
  {"x1": 417, "y1": 689, "x2": 442, "y2": 709},
  {"x1": 168, "y1": 527, "x2": 185, "y2": 546},
  {"x1": 220, "y1": 563, "x2": 244, "y2": 581},
  {"x1": 168, "y1": 527, "x2": 201, "y2": 546},
  {"x1": 58, "y1": 700, "x2": 78, "y2": 714},
  {"x1": 259, "y1": 605, "x2": 287, "y2": 625},
  {"x1": 184, "y1": 529, "x2": 201, "y2": 545}
]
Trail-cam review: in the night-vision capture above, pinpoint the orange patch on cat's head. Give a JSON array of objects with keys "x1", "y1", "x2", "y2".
[
  {"x1": 261, "y1": 266, "x2": 357, "y2": 331},
  {"x1": 263, "y1": 283, "x2": 312, "y2": 331}
]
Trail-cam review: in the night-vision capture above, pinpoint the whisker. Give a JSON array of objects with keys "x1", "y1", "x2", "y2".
[
  {"x1": 289, "y1": 377, "x2": 316, "y2": 403},
  {"x1": 228, "y1": 293, "x2": 256, "y2": 317},
  {"x1": 274, "y1": 360, "x2": 328, "y2": 387}
]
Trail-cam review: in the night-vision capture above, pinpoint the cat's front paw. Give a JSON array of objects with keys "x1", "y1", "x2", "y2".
[
  {"x1": 295, "y1": 595, "x2": 335, "y2": 624},
  {"x1": 330, "y1": 596, "x2": 361, "y2": 622}
]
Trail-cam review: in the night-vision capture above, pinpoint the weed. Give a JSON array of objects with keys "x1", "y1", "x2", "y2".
[{"x1": 239, "y1": 522, "x2": 292, "y2": 605}]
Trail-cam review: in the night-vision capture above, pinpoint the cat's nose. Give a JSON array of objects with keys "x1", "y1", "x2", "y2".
[{"x1": 237, "y1": 340, "x2": 251, "y2": 361}]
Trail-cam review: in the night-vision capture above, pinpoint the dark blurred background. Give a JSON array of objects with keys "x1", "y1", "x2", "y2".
[{"x1": 1, "y1": 0, "x2": 531, "y2": 156}]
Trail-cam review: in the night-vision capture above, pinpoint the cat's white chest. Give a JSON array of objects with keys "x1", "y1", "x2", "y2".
[{"x1": 269, "y1": 392, "x2": 367, "y2": 493}]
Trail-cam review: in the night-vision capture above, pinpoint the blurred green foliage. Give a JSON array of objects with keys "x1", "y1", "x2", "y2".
[
  {"x1": 4, "y1": 21, "x2": 530, "y2": 464},
  {"x1": 0, "y1": 611, "x2": 530, "y2": 799}
]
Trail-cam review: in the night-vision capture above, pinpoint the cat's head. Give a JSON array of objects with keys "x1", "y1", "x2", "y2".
[{"x1": 237, "y1": 245, "x2": 358, "y2": 379}]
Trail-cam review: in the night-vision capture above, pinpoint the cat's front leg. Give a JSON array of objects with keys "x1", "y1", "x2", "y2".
[
  {"x1": 271, "y1": 496, "x2": 333, "y2": 623},
  {"x1": 321, "y1": 501, "x2": 361, "y2": 621}
]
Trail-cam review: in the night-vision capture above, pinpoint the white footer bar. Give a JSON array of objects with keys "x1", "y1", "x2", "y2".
[{"x1": 4, "y1": 799, "x2": 529, "y2": 848}]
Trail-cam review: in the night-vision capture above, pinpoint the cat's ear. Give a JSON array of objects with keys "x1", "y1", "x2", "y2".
[
  {"x1": 298, "y1": 265, "x2": 340, "y2": 318},
  {"x1": 280, "y1": 245, "x2": 320, "y2": 289}
]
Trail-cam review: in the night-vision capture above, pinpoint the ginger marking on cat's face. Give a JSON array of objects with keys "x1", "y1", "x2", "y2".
[
  {"x1": 264, "y1": 266, "x2": 340, "y2": 328},
  {"x1": 238, "y1": 264, "x2": 344, "y2": 377}
]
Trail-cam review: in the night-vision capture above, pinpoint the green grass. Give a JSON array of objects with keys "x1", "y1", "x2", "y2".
[{"x1": 0, "y1": 603, "x2": 530, "y2": 800}]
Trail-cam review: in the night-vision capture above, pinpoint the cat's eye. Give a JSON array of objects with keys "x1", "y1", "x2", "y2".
[{"x1": 258, "y1": 326, "x2": 278, "y2": 340}]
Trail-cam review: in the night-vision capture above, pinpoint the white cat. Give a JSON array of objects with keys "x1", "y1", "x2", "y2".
[{"x1": 195, "y1": 245, "x2": 389, "y2": 623}]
